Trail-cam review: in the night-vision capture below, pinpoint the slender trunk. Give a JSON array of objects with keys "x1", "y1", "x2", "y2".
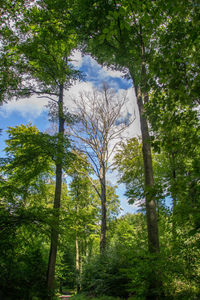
[
  {"x1": 76, "y1": 234, "x2": 80, "y2": 292},
  {"x1": 47, "y1": 84, "x2": 64, "y2": 295},
  {"x1": 171, "y1": 151, "x2": 177, "y2": 238},
  {"x1": 171, "y1": 151, "x2": 177, "y2": 209},
  {"x1": 75, "y1": 196, "x2": 81, "y2": 292},
  {"x1": 100, "y1": 163, "x2": 106, "y2": 254},
  {"x1": 80, "y1": 240, "x2": 83, "y2": 279}
]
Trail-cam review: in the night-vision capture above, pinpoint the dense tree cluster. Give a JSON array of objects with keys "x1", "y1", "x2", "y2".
[{"x1": 0, "y1": 0, "x2": 199, "y2": 299}]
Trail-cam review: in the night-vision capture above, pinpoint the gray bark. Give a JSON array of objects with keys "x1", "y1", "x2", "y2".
[
  {"x1": 47, "y1": 84, "x2": 64, "y2": 295},
  {"x1": 100, "y1": 163, "x2": 107, "y2": 253},
  {"x1": 76, "y1": 234, "x2": 81, "y2": 292},
  {"x1": 135, "y1": 86, "x2": 160, "y2": 253},
  {"x1": 129, "y1": 67, "x2": 162, "y2": 298}
]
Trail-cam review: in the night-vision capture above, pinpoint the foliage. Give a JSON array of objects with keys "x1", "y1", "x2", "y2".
[
  {"x1": 0, "y1": 0, "x2": 81, "y2": 102},
  {"x1": 0, "y1": 123, "x2": 66, "y2": 205},
  {"x1": 79, "y1": 214, "x2": 149, "y2": 299},
  {"x1": 157, "y1": 213, "x2": 200, "y2": 299},
  {"x1": 0, "y1": 1, "x2": 200, "y2": 299},
  {"x1": 0, "y1": 205, "x2": 49, "y2": 299},
  {"x1": 114, "y1": 138, "x2": 168, "y2": 208},
  {"x1": 78, "y1": 212, "x2": 200, "y2": 300}
]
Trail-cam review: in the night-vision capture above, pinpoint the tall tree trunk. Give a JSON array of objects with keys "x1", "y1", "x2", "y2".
[
  {"x1": 100, "y1": 163, "x2": 107, "y2": 254},
  {"x1": 129, "y1": 27, "x2": 160, "y2": 252},
  {"x1": 135, "y1": 86, "x2": 160, "y2": 253},
  {"x1": 75, "y1": 234, "x2": 80, "y2": 292},
  {"x1": 171, "y1": 151, "x2": 177, "y2": 239},
  {"x1": 129, "y1": 61, "x2": 162, "y2": 297},
  {"x1": 135, "y1": 86, "x2": 162, "y2": 300},
  {"x1": 47, "y1": 84, "x2": 64, "y2": 296},
  {"x1": 75, "y1": 196, "x2": 81, "y2": 293}
]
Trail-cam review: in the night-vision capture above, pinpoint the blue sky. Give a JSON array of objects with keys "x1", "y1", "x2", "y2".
[{"x1": 0, "y1": 52, "x2": 141, "y2": 214}]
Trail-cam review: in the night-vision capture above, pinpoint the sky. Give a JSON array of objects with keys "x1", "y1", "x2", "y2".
[{"x1": 0, "y1": 51, "x2": 141, "y2": 215}]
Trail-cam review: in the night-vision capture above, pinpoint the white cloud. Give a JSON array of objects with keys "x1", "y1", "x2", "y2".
[
  {"x1": 0, "y1": 80, "x2": 140, "y2": 140},
  {"x1": 64, "y1": 81, "x2": 94, "y2": 111},
  {"x1": 0, "y1": 96, "x2": 48, "y2": 118},
  {"x1": 70, "y1": 52, "x2": 126, "y2": 79},
  {"x1": 66, "y1": 81, "x2": 140, "y2": 138},
  {"x1": 66, "y1": 80, "x2": 94, "y2": 97},
  {"x1": 0, "y1": 54, "x2": 140, "y2": 139},
  {"x1": 119, "y1": 197, "x2": 139, "y2": 215},
  {"x1": 123, "y1": 87, "x2": 141, "y2": 138},
  {"x1": 101, "y1": 66, "x2": 127, "y2": 78},
  {"x1": 80, "y1": 55, "x2": 130, "y2": 89},
  {"x1": 69, "y1": 50, "x2": 83, "y2": 68}
]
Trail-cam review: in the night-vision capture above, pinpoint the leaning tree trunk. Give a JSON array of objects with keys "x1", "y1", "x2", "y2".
[
  {"x1": 100, "y1": 163, "x2": 107, "y2": 254},
  {"x1": 47, "y1": 84, "x2": 64, "y2": 296}
]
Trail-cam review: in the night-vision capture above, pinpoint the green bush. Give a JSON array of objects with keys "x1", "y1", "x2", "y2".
[
  {"x1": 80, "y1": 246, "x2": 150, "y2": 299},
  {"x1": 0, "y1": 226, "x2": 48, "y2": 300}
]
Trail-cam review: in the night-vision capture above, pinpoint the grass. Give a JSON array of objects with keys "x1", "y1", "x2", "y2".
[{"x1": 71, "y1": 294, "x2": 122, "y2": 300}]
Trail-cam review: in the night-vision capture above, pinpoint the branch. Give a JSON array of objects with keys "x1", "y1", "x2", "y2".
[
  {"x1": 71, "y1": 150, "x2": 101, "y2": 198},
  {"x1": 37, "y1": 95, "x2": 58, "y2": 102},
  {"x1": 74, "y1": 168, "x2": 101, "y2": 199}
]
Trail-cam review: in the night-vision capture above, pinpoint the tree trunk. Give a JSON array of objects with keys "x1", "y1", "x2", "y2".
[
  {"x1": 76, "y1": 234, "x2": 80, "y2": 292},
  {"x1": 135, "y1": 86, "x2": 162, "y2": 299},
  {"x1": 135, "y1": 86, "x2": 160, "y2": 253},
  {"x1": 171, "y1": 151, "x2": 177, "y2": 239},
  {"x1": 47, "y1": 84, "x2": 64, "y2": 296},
  {"x1": 75, "y1": 195, "x2": 81, "y2": 292},
  {"x1": 100, "y1": 163, "x2": 107, "y2": 254},
  {"x1": 129, "y1": 72, "x2": 162, "y2": 298}
]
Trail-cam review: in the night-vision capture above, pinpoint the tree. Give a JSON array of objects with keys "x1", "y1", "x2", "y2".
[
  {"x1": 1, "y1": 124, "x2": 54, "y2": 203},
  {"x1": 72, "y1": 2, "x2": 165, "y2": 295},
  {"x1": 70, "y1": 84, "x2": 132, "y2": 253},
  {"x1": 1, "y1": 1, "x2": 80, "y2": 295},
  {"x1": 73, "y1": 0, "x2": 163, "y2": 265},
  {"x1": 145, "y1": 0, "x2": 200, "y2": 231},
  {"x1": 0, "y1": 0, "x2": 30, "y2": 103},
  {"x1": 0, "y1": 124, "x2": 57, "y2": 299},
  {"x1": 67, "y1": 156, "x2": 98, "y2": 292}
]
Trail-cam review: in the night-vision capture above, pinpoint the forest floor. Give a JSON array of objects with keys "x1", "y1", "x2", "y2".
[{"x1": 68, "y1": 295, "x2": 123, "y2": 300}]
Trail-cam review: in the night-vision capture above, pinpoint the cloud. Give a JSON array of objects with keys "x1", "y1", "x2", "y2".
[
  {"x1": 66, "y1": 81, "x2": 140, "y2": 139},
  {"x1": 70, "y1": 51, "x2": 128, "y2": 83},
  {"x1": 119, "y1": 197, "x2": 139, "y2": 215},
  {"x1": 80, "y1": 55, "x2": 132, "y2": 90},
  {"x1": 123, "y1": 88, "x2": 141, "y2": 138},
  {"x1": 66, "y1": 81, "x2": 94, "y2": 98},
  {"x1": 69, "y1": 50, "x2": 83, "y2": 68},
  {"x1": 102, "y1": 66, "x2": 126, "y2": 78},
  {"x1": 0, "y1": 96, "x2": 48, "y2": 119},
  {"x1": 64, "y1": 81, "x2": 94, "y2": 112},
  {"x1": 0, "y1": 54, "x2": 139, "y2": 137}
]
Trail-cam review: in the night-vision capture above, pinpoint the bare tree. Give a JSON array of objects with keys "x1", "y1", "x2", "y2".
[{"x1": 70, "y1": 84, "x2": 134, "y2": 253}]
